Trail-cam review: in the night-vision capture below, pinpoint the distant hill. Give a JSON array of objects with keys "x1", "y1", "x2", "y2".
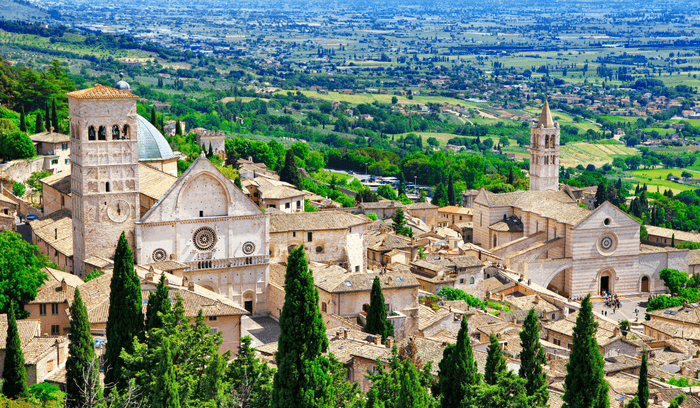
[{"x1": 0, "y1": 0, "x2": 50, "y2": 22}]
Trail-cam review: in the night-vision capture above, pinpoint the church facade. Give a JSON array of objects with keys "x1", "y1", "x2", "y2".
[
  {"x1": 66, "y1": 83, "x2": 270, "y2": 314},
  {"x1": 472, "y1": 102, "x2": 688, "y2": 297}
]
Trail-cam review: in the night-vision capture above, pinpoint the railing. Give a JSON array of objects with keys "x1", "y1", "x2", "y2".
[{"x1": 184, "y1": 255, "x2": 269, "y2": 271}]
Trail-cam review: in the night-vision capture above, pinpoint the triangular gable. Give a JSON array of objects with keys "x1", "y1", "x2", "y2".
[
  {"x1": 473, "y1": 188, "x2": 490, "y2": 206},
  {"x1": 573, "y1": 201, "x2": 640, "y2": 230},
  {"x1": 139, "y1": 157, "x2": 262, "y2": 224}
]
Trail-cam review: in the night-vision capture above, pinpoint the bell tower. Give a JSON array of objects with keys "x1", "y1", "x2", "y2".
[
  {"x1": 529, "y1": 100, "x2": 560, "y2": 192},
  {"x1": 67, "y1": 84, "x2": 140, "y2": 277}
]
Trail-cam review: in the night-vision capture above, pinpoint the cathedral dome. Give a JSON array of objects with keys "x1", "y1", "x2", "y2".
[{"x1": 136, "y1": 114, "x2": 177, "y2": 161}]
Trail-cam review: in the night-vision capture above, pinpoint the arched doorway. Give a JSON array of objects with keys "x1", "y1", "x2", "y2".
[
  {"x1": 641, "y1": 276, "x2": 650, "y2": 293},
  {"x1": 243, "y1": 291, "x2": 255, "y2": 314},
  {"x1": 599, "y1": 270, "x2": 614, "y2": 295}
]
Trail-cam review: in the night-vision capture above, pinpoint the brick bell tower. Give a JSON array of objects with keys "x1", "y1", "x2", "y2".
[
  {"x1": 68, "y1": 83, "x2": 140, "y2": 277},
  {"x1": 529, "y1": 100, "x2": 560, "y2": 192}
]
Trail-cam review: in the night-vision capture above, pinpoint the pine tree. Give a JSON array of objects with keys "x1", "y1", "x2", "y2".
[
  {"x1": 519, "y1": 309, "x2": 548, "y2": 406},
  {"x1": 227, "y1": 336, "x2": 274, "y2": 408},
  {"x1": 396, "y1": 359, "x2": 431, "y2": 408},
  {"x1": 279, "y1": 149, "x2": 302, "y2": 190},
  {"x1": 272, "y1": 245, "x2": 329, "y2": 408},
  {"x1": 438, "y1": 317, "x2": 481, "y2": 407},
  {"x1": 563, "y1": 295, "x2": 609, "y2": 408},
  {"x1": 2, "y1": 301, "x2": 29, "y2": 399},
  {"x1": 391, "y1": 208, "x2": 412, "y2": 237},
  {"x1": 145, "y1": 274, "x2": 171, "y2": 333},
  {"x1": 484, "y1": 333, "x2": 507, "y2": 385},
  {"x1": 51, "y1": 99, "x2": 58, "y2": 132},
  {"x1": 595, "y1": 182, "x2": 607, "y2": 208},
  {"x1": 153, "y1": 338, "x2": 181, "y2": 408},
  {"x1": 447, "y1": 174, "x2": 456, "y2": 206},
  {"x1": 105, "y1": 232, "x2": 144, "y2": 390},
  {"x1": 366, "y1": 388, "x2": 384, "y2": 408},
  {"x1": 66, "y1": 289, "x2": 101, "y2": 408},
  {"x1": 150, "y1": 107, "x2": 157, "y2": 127},
  {"x1": 19, "y1": 108, "x2": 26, "y2": 133},
  {"x1": 35, "y1": 112, "x2": 44, "y2": 133},
  {"x1": 433, "y1": 183, "x2": 449, "y2": 207},
  {"x1": 365, "y1": 276, "x2": 394, "y2": 343}
]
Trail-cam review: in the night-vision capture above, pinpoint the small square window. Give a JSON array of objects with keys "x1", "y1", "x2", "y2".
[
  {"x1": 51, "y1": 325, "x2": 60, "y2": 335},
  {"x1": 199, "y1": 211, "x2": 204, "y2": 217},
  {"x1": 285, "y1": 202, "x2": 290, "y2": 209},
  {"x1": 52, "y1": 303, "x2": 59, "y2": 315},
  {"x1": 308, "y1": 232, "x2": 313, "y2": 242},
  {"x1": 40, "y1": 304, "x2": 46, "y2": 316},
  {"x1": 208, "y1": 316, "x2": 217, "y2": 321}
]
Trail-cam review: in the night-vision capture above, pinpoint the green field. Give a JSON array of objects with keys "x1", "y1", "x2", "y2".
[
  {"x1": 560, "y1": 142, "x2": 637, "y2": 168},
  {"x1": 287, "y1": 90, "x2": 484, "y2": 109},
  {"x1": 627, "y1": 168, "x2": 700, "y2": 195},
  {"x1": 641, "y1": 128, "x2": 676, "y2": 135},
  {"x1": 631, "y1": 168, "x2": 700, "y2": 179}
]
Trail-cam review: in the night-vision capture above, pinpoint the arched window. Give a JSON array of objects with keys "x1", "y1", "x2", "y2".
[
  {"x1": 105, "y1": 182, "x2": 110, "y2": 192},
  {"x1": 321, "y1": 302, "x2": 327, "y2": 313},
  {"x1": 469, "y1": 277, "x2": 475, "y2": 285},
  {"x1": 493, "y1": 236, "x2": 497, "y2": 247},
  {"x1": 98, "y1": 126, "x2": 106, "y2": 141},
  {"x1": 544, "y1": 135, "x2": 549, "y2": 148},
  {"x1": 88, "y1": 126, "x2": 96, "y2": 141},
  {"x1": 112, "y1": 125, "x2": 120, "y2": 140},
  {"x1": 122, "y1": 125, "x2": 130, "y2": 139}
]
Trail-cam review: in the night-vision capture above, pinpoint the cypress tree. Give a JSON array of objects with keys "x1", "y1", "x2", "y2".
[
  {"x1": 563, "y1": 295, "x2": 609, "y2": 408},
  {"x1": 636, "y1": 350, "x2": 649, "y2": 408},
  {"x1": 365, "y1": 276, "x2": 394, "y2": 343},
  {"x1": 150, "y1": 107, "x2": 157, "y2": 126},
  {"x1": 366, "y1": 387, "x2": 384, "y2": 408},
  {"x1": 519, "y1": 309, "x2": 548, "y2": 407},
  {"x1": 153, "y1": 338, "x2": 181, "y2": 408},
  {"x1": 279, "y1": 149, "x2": 302, "y2": 189},
  {"x1": 447, "y1": 174, "x2": 456, "y2": 206},
  {"x1": 671, "y1": 234, "x2": 675, "y2": 247},
  {"x1": 175, "y1": 120, "x2": 182, "y2": 136},
  {"x1": 484, "y1": 333, "x2": 507, "y2": 385},
  {"x1": 2, "y1": 301, "x2": 29, "y2": 399},
  {"x1": 438, "y1": 317, "x2": 481, "y2": 408},
  {"x1": 272, "y1": 245, "x2": 329, "y2": 408},
  {"x1": 432, "y1": 183, "x2": 449, "y2": 207},
  {"x1": 396, "y1": 359, "x2": 430, "y2": 408},
  {"x1": 66, "y1": 288, "x2": 101, "y2": 408},
  {"x1": 595, "y1": 182, "x2": 607, "y2": 208},
  {"x1": 44, "y1": 104, "x2": 50, "y2": 132},
  {"x1": 397, "y1": 173, "x2": 406, "y2": 196},
  {"x1": 19, "y1": 108, "x2": 26, "y2": 133},
  {"x1": 51, "y1": 99, "x2": 58, "y2": 132},
  {"x1": 105, "y1": 232, "x2": 144, "y2": 390},
  {"x1": 35, "y1": 112, "x2": 44, "y2": 133},
  {"x1": 208, "y1": 142, "x2": 214, "y2": 158},
  {"x1": 145, "y1": 274, "x2": 171, "y2": 333}
]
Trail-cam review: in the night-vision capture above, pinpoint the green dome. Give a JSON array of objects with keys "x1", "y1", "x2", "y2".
[{"x1": 137, "y1": 114, "x2": 176, "y2": 161}]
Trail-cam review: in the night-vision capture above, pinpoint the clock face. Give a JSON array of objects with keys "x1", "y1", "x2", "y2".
[{"x1": 107, "y1": 200, "x2": 131, "y2": 223}]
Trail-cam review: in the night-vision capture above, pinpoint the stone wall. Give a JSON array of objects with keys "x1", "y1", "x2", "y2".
[{"x1": 0, "y1": 157, "x2": 45, "y2": 184}]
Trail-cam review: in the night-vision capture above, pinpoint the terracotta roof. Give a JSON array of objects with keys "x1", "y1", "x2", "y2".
[
  {"x1": 359, "y1": 200, "x2": 404, "y2": 210},
  {"x1": 418, "y1": 305, "x2": 452, "y2": 331},
  {"x1": 30, "y1": 208, "x2": 73, "y2": 256},
  {"x1": 506, "y1": 294, "x2": 559, "y2": 314},
  {"x1": 29, "y1": 267, "x2": 84, "y2": 304},
  {"x1": 41, "y1": 172, "x2": 71, "y2": 196},
  {"x1": 312, "y1": 262, "x2": 419, "y2": 294},
  {"x1": 0, "y1": 316, "x2": 41, "y2": 348},
  {"x1": 689, "y1": 250, "x2": 700, "y2": 266},
  {"x1": 245, "y1": 177, "x2": 304, "y2": 200},
  {"x1": 366, "y1": 232, "x2": 413, "y2": 252},
  {"x1": 438, "y1": 206, "x2": 472, "y2": 215},
  {"x1": 488, "y1": 217, "x2": 524, "y2": 232},
  {"x1": 405, "y1": 202, "x2": 438, "y2": 210},
  {"x1": 646, "y1": 303, "x2": 700, "y2": 325},
  {"x1": 546, "y1": 310, "x2": 623, "y2": 346},
  {"x1": 30, "y1": 130, "x2": 70, "y2": 144},
  {"x1": 475, "y1": 189, "x2": 590, "y2": 226},
  {"x1": 67, "y1": 84, "x2": 139, "y2": 100},
  {"x1": 23, "y1": 336, "x2": 68, "y2": 365},
  {"x1": 646, "y1": 225, "x2": 700, "y2": 244},
  {"x1": 270, "y1": 211, "x2": 369, "y2": 233}
]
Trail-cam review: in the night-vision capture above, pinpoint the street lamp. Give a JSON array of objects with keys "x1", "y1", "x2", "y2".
[
  {"x1": 414, "y1": 175, "x2": 417, "y2": 195},
  {"x1": 365, "y1": 163, "x2": 368, "y2": 176}
]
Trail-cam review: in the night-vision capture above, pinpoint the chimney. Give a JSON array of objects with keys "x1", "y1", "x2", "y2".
[
  {"x1": 60, "y1": 279, "x2": 67, "y2": 293},
  {"x1": 373, "y1": 336, "x2": 381, "y2": 345},
  {"x1": 385, "y1": 337, "x2": 392, "y2": 348},
  {"x1": 613, "y1": 327, "x2": 621, "y2": 337},
  {"x1": 182, "y1": 276, "x2": 190, "y2": 288},
  {"x1": 343, "y1": 329, "x2": 348, "y2": 339},
  {"x1": 55, "y1": 338, "x2": 61, "y2": 365},
  {"x1": 523, "y1": 263, "x2": 529, "y2": 281},
  {"x1": 534, "y1": 295, "x2": 540, "y2": 304},
  {"x1": 55, "y1": 228, "x2": 58, "y2": 240},
  {"x1": 188, "y1": 281, "x2": 195, "y2": 291}
]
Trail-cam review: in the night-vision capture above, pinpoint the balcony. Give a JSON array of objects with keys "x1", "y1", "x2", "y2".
[{"x1": 185, "y1": 255, "x2": 269, "y2": 271}]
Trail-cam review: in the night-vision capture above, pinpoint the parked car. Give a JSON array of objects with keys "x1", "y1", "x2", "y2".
[{"x1": 26, "y1": 214, "x2": 38, "y2": 221}]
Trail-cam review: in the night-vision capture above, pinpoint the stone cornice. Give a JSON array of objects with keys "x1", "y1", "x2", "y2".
[{"x1": 137, "y1": 213, "x2": 266, "y2": 227}]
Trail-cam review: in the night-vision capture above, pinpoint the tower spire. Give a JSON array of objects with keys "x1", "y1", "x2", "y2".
[{"x1": 537, "y1": 98, "x2": 555, "y2": 129}]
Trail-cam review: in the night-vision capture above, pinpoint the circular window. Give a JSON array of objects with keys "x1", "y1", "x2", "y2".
[
  {"x1": 598, "y1": 233, "x2": 617, "y2": 255},
  {"x1": 152, "y1": 248, "x2": 167, "y2": 262},
  {"x1": 604, "y1": 218, "x2": 611, "y2": 226},
  {"x1": 316, "y1": 246, "x2": 324, "y2": 253},
  {"x1": 193, "y1": 227, "x2": 217, "y2": 251},
  {"x1": 242, "y1": 241, "x2": 255, "y2": 255}
]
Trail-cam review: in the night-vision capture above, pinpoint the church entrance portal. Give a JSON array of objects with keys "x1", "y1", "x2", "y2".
[
  {"x1": 600, "y1": 276, "x2": 610, "y2": 295},
  {"x1": 641, "y1": 276, "x2": 650, "y2": 292},
  {"x1": 244, "y1": 301, "x2": 253, "y2": 313}
]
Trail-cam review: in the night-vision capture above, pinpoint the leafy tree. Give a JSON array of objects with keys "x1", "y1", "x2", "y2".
[
  {"x1": 468, "y1": 370, "x2": 529, "y2": 408},
  {"x1": 397, "y1": 173, "x2": 406, "y2": 196},
  {"x1": 105, "y1": 232, "x2": 144, "y2": 390},
  {"x1": 519, "y1": 309, "x2": 548, "y2": 406},
  {"x1": 304, "y1": 198, "x2": 318, "y2": 212},
  {"x1": 484, "y1": 333, "x2": 507, "y2": 385},
  {"x1": 366, "y1": 213, "x2": 378, "y2": 221},
  {"x1": 391, "y1": 208, "x2": 412, "y2": 237},
  {"x1": 432, "y1": 183, "x2": 449, "y2": 207},
  {"x1": 669, "y1": 395, "x2": 686, "y2": 408},
  {"x1": 563, "y1": 295, "x2": 609, "y2": 408},
  {"x1": 0, "y1": 230, "x2": 48, "y2": 317},
  {"x1": 391, "y1": 96, "x2": 398, "y2": 104},
  {"x1": 83, "y1": 269, "x2": 104, "y2": 282},
  {"x1": 437, "y1": 317, "x2": 481, "y2": 407},
  {"x1": 396, "y1": 359, "x2": 431, "y2": 408},
  {"x1": 29, "y1": 383, "x2": 64, "y2": 405},
  {"x1": 145, "y1": 274, "x2": 171, "y2": 334},
  {"x1": 659, "y1": 268, "x2": 688, "y2": 294},
  {"x1": 271, "y1": 245, "x2": 329, "y2": 408},
  {"x1": 0, "y1": 131, "x2": 35, "y2": 159},
  {"x1": 377, "y1": 184, "x2": 398, "y2": 200},
  {"x1": 66, "y1": 288, "x2": 101, "y2": 408},
  {"x1": 2, "y1": 301, "x2": 29, "y2": 399},
  {"x1": 12, "y1": 182, "x2": 25, "y2": 197},
  {"x1": 152, "y1": 339, "x2": 181, "y2": 408},
  {"x1": 19, "y1": 108, "x2": 26, "y2": 132},
  {"x1": 227, "y1": 336, "x2": 274, "y2": 408},
  {"x1": 366, "y1": 388, "x2": 384, "y2": 408},
  {"x1": 365, "y1": 276, "x2": 394, "y2": 343},
  {"x1": 447, "y1": 174, "x2": 456, "y2": 206},
  {"x1": 279, "y1": 149, "x2": 302, "y2": 190}
]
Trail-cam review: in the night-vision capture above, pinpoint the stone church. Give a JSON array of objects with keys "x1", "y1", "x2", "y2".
[
  {"x1": 472, "y1": 102, "x2": 688, "y2": 297},
  {"x1": 65, "y1": 81, "x2": 270, "y2": 314}
]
